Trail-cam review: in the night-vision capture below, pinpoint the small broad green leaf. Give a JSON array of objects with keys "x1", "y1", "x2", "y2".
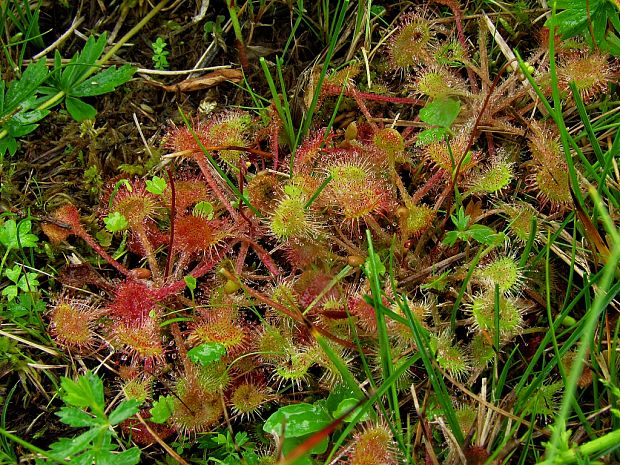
[
  {"x1": 104, "y1": 212, "x2": 129, "y2": 233},
  {"x1": 451, "y1": 207, "x2": 470, "y2": 230},
  {"x1": 281, "y1": 432, "x2": 329, "y2": 457},
  {"x1": 48, "y1": 428, "x2": 101, "y2": 459},
  {"x1": 149, "y1": 395, "x2": 175, "y2": 424},
  {"x1": 16, "y1": 272, "x2": 39, "y2": 292},
  {"x1": 263, "y1": 403, "x2": 332, "y2": 438},
  {"x1": 0, "y1": 219, "x2": 39, "y2": 250},
  {"x1": 56, "y1": 406, "x2": 103, "y2": 428},
  {"x1": 2, "y1": 59, "x2": 48, "y2": 114},
  {"x1": 1, "y1": 286, "x2": 18, "y2": 301},
  {"x1": 0, "y1": 136, "x2": 18, "y2": 157},
  {"x1": 420, "y1": 270, "x2": 450, "y2": 291},
  {"x1": 416, "y1": 127, "x2": 449, "y2": 146},
  {"x1": 13, "y1": 108, "x2": 48, "y2": 127},
  {"x1": 419, "y1": 97, "x2": 461, "y2": 129},
  {"x1": 332, "y1": 398, "x2": 370, "y2": 423},
  {"x1": 545, "y1": 0, "x2": 611, "y2": 40},
  {"x1": 94, "y1": 447, "x2": 141, "y2": 465},
  {"x1": 58, "y1": 35, "x2": 107, "y2": 91},
  {"x1": 5, "y1": 265, "x2": 21, "y2": 283},
  {"x1": 193, "y1": 201, "x2": 214, "y2": 219},
  {"x1": 145, "y1": 176, "x2": 167, "y2": 195},
  {"x1": 467, "y1": 224, "x2": 500, "y2": 244},
  {"x1": 184, "y1": 275, "x2": 197, "y2": 292},
  {"x1": 65, "y1": 96, "x2": 96, "y2": 122},
  {"x1": 370, "y1": 5, "x2": 386, "y2": 17},
  {"x1": 326, "y1": 384, "x2": 359, "y2": 414},
  {"x1": 70, "y1": 64, "x2": 136, "y2": 97},
  {"x1": 60, "y1": 371, "x2": 105, "y2": 414},
  {"x1": 108, "y1": 399, "x2": 140, "y2": 425},
  {"x1": 363, "y1": 251, "x2": 386, "y2": 278},
  {"x1": 187, "y1": 342, "x2": 226, "y2": 366}
]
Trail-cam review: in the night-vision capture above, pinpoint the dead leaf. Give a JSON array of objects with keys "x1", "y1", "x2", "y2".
[{"x1": 158, "y1": 68, "x2": 243, "y2": 93}]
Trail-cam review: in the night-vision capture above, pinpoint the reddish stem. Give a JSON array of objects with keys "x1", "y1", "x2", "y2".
[
  {"x1": 74, "y1": 229, "x2": 130, "y2": 276},
  {"x1": 194, "y1": 156, "x2": 239, "y2": 220},
  {"x1": 412, "y1": 170, "x2": 446, "y2": 204},
  {"x1": 432, "y1": 0, "x2": 479, "y2": 93},
  {"x1": 164, "y1": 166, "x2": 176, "y2": 279}
]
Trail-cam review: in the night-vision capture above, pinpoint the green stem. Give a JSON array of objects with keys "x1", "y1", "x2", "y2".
[
  {"x1": 538, "y1": 428, "x2": 620, "y2": 465},
  {"x1": 0, "y1": 428, "x2": 64, "y2": 463}
]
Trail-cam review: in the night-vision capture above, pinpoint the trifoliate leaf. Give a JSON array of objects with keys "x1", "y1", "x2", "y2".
[
  {"x1": 0, "y1": 219, "x2": 39, "y2": 250},
  {"x1": 187, "y1": 342, "x2": 226, "y2": 366},
  {"x1": 149, "y1": 395, "x2": 175, "y2": 424},
  {"x1": 104, "y1": 212, "x2": 129, "y2": 233},
  {"x1": 145, "y1": 176, "x2": 167, "y2": 195}
]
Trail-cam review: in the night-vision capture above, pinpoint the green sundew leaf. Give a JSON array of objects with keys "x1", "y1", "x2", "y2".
[
  {"x1": 284, "y1": 184, "x2": 303, "y2": 198},
  {"x1": 2, "y1": 58, "x2": 48, "y2": 114},
  {"x1": 187, "y1": 342, "x2": 226, "y2": 366},
  {"x1": 419, "y1": 97, "x2": 461, "y2": 128},
  {"x1": 108, "y1": 399, "x2": 140, "y2": 425},
  {"x1": 65, "y1": 96, "x2": 96, "y2": 122},
  {"x1": 94, "y1": 447, "x2": 141, "y2": 465},
  {"x1": 263, "y1": 403, "x2": 332, "y2": 438},
  {"x1": 104, "y1": 212, "x2": 129, "y2": 233},
  {"x1": 56, "y1": 407, "x2": 102, "y2": 428},
  {"x1": 60, "y1": 371, "x2": 105, "y2": 414},
  {"x1": 0, "y1": 219, "x2": 39, "y2": 250},
  {"x1": 70, "y1": 64, "x2": 136, "y2": 97},
  {"x1": 149, "y1": 395, "x2": 174, "y2": 424},
  {"x1": 145, "y1": 176, "x2": 167, "y2": 195}
]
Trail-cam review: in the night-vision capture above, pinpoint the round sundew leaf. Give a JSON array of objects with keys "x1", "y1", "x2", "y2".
[
  {"x1": 187, "y1": 342, "x2": 226, "y2": 366},
  {"x1": 263, "y1": 403, "x2": 332, "y2": 438}
]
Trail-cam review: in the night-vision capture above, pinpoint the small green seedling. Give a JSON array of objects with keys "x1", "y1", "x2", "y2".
[{"x1": 151, "y1": 37, "x2": 170, "y2": 70}]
